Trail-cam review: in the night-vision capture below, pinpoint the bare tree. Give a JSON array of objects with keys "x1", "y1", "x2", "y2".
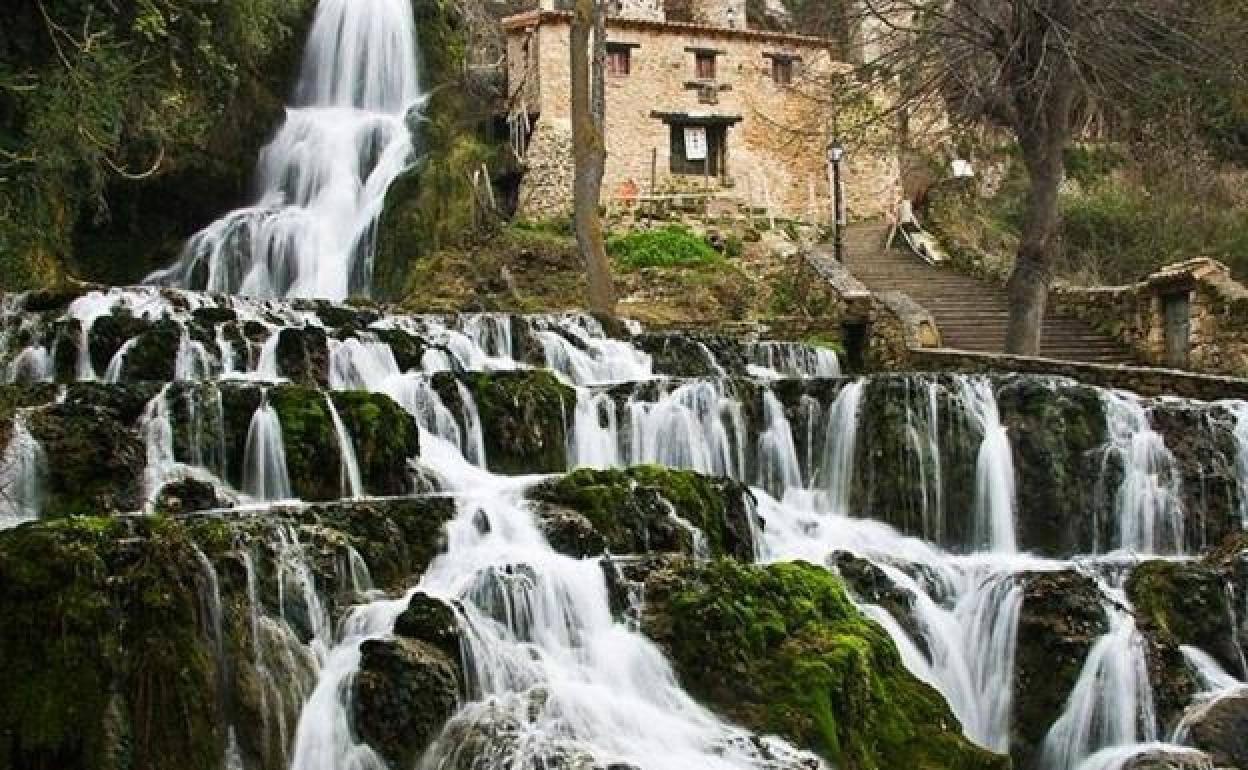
[
  {"x1": 571, "y1": 0, "x2": 617, "y2": 317},
  {"x1": 820, "y1": 0, "x2": 1245, "y2": 354}
]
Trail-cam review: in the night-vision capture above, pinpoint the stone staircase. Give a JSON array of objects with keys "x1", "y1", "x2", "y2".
[{"x1": 842, "y1": 224, "x2": 1137, "y2": 364}]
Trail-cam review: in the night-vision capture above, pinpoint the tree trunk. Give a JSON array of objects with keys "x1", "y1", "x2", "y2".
[
  {"x1": 571, "y1": 0, "x2": 616, "y2": 317},
  {"x1": 1003, "y1": 141, "x2": 1063, "y2": 355}
]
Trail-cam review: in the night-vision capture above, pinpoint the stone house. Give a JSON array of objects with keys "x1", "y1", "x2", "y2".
[{"x1": 502, "y1": 0, "x2": 901, "y2": 221}]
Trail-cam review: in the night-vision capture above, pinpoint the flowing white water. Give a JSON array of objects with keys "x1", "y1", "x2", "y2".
[
  {"x1": 756, "y1": 389, "x2": 803, "y2": 497},
  {"x1": 811, "y1": 380, "x2": 864, "y2": 515},
  {"x1": 959, "y1": 378, "x2": 1018, "y2": 553},
  {"x1": 242, "y1": 397, "x2": 293, "y2": 501},
  {"x1": 1227, "y1": 400, "x2": 1248, "y2": 527},
  {"x1": 145, "y1": 0, "x2": 421, "y2": 299},
  {"x1": 1098, "y1": 391, "x2": 1185, "y2": 554},
  {"x1": 748, "y1": 342, "x2": 841, "y2": 379},
  {"x1": 4, "y1": 345, "x2": 53, "y2": 384},
  {"x1": 324, "y1": 394, "x2": 365, "y2": 499},
  {"x1": 1040, "y1": 581, "x2": 1158, "y2": 770},
  {"x1": 0, "y1": 411, "x2": 44, "y2": 526}
]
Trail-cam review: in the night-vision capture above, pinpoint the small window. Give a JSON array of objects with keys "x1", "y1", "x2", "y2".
[
  {"x1": 607, "y1": 47, "x2": 631, "y2": 77},
  {"x1": 695, "y1": 52, "x2": 716, "y2": 80},
  {"x1": 772, "y1": 58, "x2": 793, "y2": 85}
]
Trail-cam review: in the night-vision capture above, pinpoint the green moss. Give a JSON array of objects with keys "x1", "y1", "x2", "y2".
[
  {"x1": 437, "y1": 371, "x2": 573, "y2": 475},
  {"x1": 643, "y1": 560, "x2": 1008, "y2": 770},
  {"x1": 0, "y1": 516, "x2": 222, "y2": 770},
  {"x1": 267, "y1": 386, "x2": 339, "y2": 501},
  {"x1": 531, "y1": 466, "x2": 757, "y2": 559},
  {"x1": 330, "y1": 391, "x2": 421, "y2": 496}
]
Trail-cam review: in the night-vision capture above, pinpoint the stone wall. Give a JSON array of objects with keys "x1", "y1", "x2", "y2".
[
  {"x1": 1052, "y1": 258, "x2": 1248, "y2": 378},
  {"x1": 908, "y1": 349, "x2": 1248, "y2": 402},
  {"x1": 505, "y1": 11, "x2": 902, "y2": 222},
  {"x1": 688, "y1": 0, "x2": 746, "y2": 28}
]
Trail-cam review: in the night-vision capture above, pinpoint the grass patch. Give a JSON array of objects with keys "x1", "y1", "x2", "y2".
[{"x1": 607, "y1": 226, "x2": 723, "y2": 270}]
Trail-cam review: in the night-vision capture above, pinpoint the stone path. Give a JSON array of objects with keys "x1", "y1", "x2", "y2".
[{"x1": 841, "y1": 224, "x2": 1137, "y2": 364}]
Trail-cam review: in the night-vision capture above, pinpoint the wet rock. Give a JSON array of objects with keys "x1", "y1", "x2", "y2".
[
  {"x1": 275, "y1": 327, "x2": 329, "y2": 386},
  {"x1": 156, "y1": 478, "x2": 224, "y2": 515},
  {"x1": 329, "y1": 390, "x2": 421, "y2": 496},
  {"x1": 26, "y1": 400, "x2": 144, "y2": 517},
  {"x1": 1013, "y1": 569, "x2": 1110, "y2": 765},
  {"x1": 641, "y1": 559, "x2": 1009, "y2": 770},
  {"x1": 123, "y1": 320, "x2": 183, "y2": 381},
  {"x1": 634, "y1": 332, "x2": 748, "y2": 378},
  {"x1": 373, "y1": 328, "x2": 426, "y2": 372},
  {"x1": 535, "y1": 504, "x2": 609, "y2": 558},
  {"x1": 434, "y1": 370, "x2": 574, "y2": 475},
  {"x1": 351, "y1": 637, "x2": 460, "y2": 769},
  {"x1": 1126, "y1": 560, "x2": 1241, "y2": 679},
  {"x1": 1183, "y1": 691, "x2": 1248, "y2": 769},
  {"x1": 995, "y1": 377, "x2": 1107, "y2": 556},
  {"x1": 1150, "y1": 401, "x2": 1243, "y2": 552},
  {"x1": 394, "y1": 592, "x2": 462, "y2": 661},
  {"x1": 529, "y1": 467, "x2": 758, "y2": 560}
]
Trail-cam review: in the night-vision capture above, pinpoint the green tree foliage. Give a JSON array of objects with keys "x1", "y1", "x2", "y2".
[{"x1": 0, "y1": 0, "x2": 314, "y2": 288}]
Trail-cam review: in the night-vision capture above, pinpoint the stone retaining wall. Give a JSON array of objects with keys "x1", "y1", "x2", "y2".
[
  {"x1": 1052, "y1": 258, "x2": 1248, "y2": 378},
  {"x1": 909, "y1": 348, "x2": 1248, "y2": 402}
]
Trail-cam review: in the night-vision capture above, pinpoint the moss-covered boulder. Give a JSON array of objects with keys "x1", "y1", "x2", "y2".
[
  {"x1": 0, "y1": 516, "x2": 223, "y2": 770},
  {"x1": 266, "y1": 386, "x2": 341, "y2": 501},
  {"x1": 641, "y1": 559, "x2": 1009, "y2": 770},
  {"x1": 330, "y1": 391, "x2": 421, "y2": 495},
  {"x1": 1012, "y1": 570, "x2": 1109, "y2": 766},
  {"x1": 434, "y1": 371, "x2": 573, "y2": 475},
  {"x1": 529, "y1": 466, "x2": 758, "y2": 559},
  {"x1": 995, "y1": 377, "x2": 1107, "y2": 556},
  {"x1": 26, "y1": 400, "x2": 144, "y2": 517},
  {"x1": 351, "y1": 636, "x2": 461, "y2": 769},
  {"x1": 1126, "y1": 560, "x2": 1240, "y2": 677},
  {"x1": 275, "y1": 327, "x2": 329, "y2": 386}
]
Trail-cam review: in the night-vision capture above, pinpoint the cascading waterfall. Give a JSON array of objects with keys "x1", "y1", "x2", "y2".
[
  {"x1": 243, "y1": 396, "x2": 293, "y2": 501},
  {"x1": 756, "y1": 389, "x2": 803, "y2": 497},
  {"x1": 748, "y1": 341, "x2": 841, "y2": 379},
  {"x1": 1040, "y1": 582, "x2": 1158, "y2": 770},
  {"x1": 144, "y1": 0, "x2": 421, "y2": 299},
  {"x1": 1098, "y1": 391, "x2": 1185, "y2": 554},
  {"x1": 811, "y1": 380, "x2": 864, "y2": 515},
  {"x1": 959, "y1": 378, "x2": 1018, "y2": 553},
  {"x1": 324, "y1": 394, "x2": 365, "y2": 499},
  {"x1": 288, "y1": 434, "x2": 826, "y2": 770},
  {"x1": 1227, "y1": 400, "x2": 1248, "y2": 527},
  {"x1": 0, "y1": 411, "x2": 44, "y2": 526}
]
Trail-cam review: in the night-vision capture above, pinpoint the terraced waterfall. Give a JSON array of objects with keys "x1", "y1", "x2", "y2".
[{"x1": 1, "y1": 2, "x2": 1247, "y2": 770}]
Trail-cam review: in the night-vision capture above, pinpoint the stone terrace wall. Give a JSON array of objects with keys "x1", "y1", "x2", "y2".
[
  {"x1": 1053, "y1": 258, "x2": 1248, "y2": 378},
  {"x1": 909, "y1": 348, "x2": 1248, "y2": 402},
  {"x1": 505, "y1": 11, "x2": 901, "y2": 221}
]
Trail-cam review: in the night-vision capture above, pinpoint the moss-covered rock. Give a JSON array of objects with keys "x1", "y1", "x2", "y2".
[
  {"x1": 529, "y1": 466, "x2": 758, "y2": 560},
  {"x1": 1012, "y1": 570, "x2": 1109, "y2": 766},
  {"x1": 275, "y1": 327, "x2": 329, "y2": 387},
  {"x1": 266, "y1": 386, "x2": 341, "y2": 501},
  {"x1": 995, "y1": 377, "x2": 1107, "y2": 556},
  {"x1": 26, "y1": 400, "x2": 144, "y2": 517},
  {"x1": 641, "y1": 559, "x2": 1009, "y2": 770},
  {"x1": 351, "y1": 636, "x2": 461, "y2": 769},
  {"x1": 1126, "y1": 559, "x2": 1241, "y2": 691},
  {"x1": 329, "y1": 391, "x2": 421, "y2": 496},
  {"x1": 434, "y1": 370, "x2": 573, "y2": 476},
  {"x1": 1183, "y1": 692, "x2": 1248, "y2": 769},
  {"x1": 1149, "y1": 401, "x2": 1244, "y2": 552},
  {"x1": 0, "y1": 516, "x2": 223, "y2": 770}
]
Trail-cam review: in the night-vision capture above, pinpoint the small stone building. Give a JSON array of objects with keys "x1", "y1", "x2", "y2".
[{"x1": 503, "y1": 0, "x2": 900, "y2": 221}]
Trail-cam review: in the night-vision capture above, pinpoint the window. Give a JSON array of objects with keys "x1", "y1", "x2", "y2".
[
  {"x1": 695, "y1": 52, "x2": 716, "y2": 80},
  {"x1": 772, "y1": 58, "x2": 793, "y2": 85},
  {"x1": 607, "y1": 47, "x2": 631, "y2": 76}
]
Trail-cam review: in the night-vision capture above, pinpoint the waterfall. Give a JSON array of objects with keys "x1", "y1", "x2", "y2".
[
  {"x1": 242, "y1": 397, "x2": 293, "y2": 501},
  {"x1": 139, "y1": 386, "x2": 178, "y2": 504},
  {"x1": 103, "y1": 338, "x2": 137, "y2": 383},
  {"x1": 0, "y1": 412, "x2": 44, "y2": 526},
  {"x1": 1227, "y1": 401, "x2": 1248, "y2": 527},
  {"x1": 288, "y1": 435, "x2": 826, "y2": 770},
  {"x1": 1097, "y1": 391, "x2": 1185, "y2": 554},
  {"x1": 144, "y1": 0, "x2": 421, "y2": 299},
  {"x1": 1040, "y1": 592, "x2": 1158, "y2": 770},
  {"x1": 748, "y1": 341, "x2": 841, "y2": 379},
  {"x1": 568, "y1": 388, "x2": 621, "y2": 469},
  {"x1": 959, "y1": 378, "x2": 1018, "y2": 553},
  {"x1": 813, "y1": 380, "x2": 864, "y2": 515},
  {"x1": 325, "y1": 395, "x2": 365, "y2": 499},
  {"x1": 625, "y1": 381, "x2": 745, "y2": 478},
  {"x1": 175, "y1": 328, "x2": 213, "y2": 381},
  {"x1": 455, "y1": 381, "x2": 488, "y2": 468},
  {"x1": 5, "y1": 345, "x2": 53, "y2": 384},
  {"x1": 756, "y1": 389, "x2": 803, "y2": 497}
]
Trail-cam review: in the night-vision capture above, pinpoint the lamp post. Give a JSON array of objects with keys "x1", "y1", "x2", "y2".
[{"x1": 827, "y1": 138, "x2": 846, "y2": 262}]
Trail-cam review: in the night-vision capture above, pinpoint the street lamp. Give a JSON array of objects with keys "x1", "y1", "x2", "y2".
[{"x1": 827, "y1": 139, "x2": 846, "y2": 262}]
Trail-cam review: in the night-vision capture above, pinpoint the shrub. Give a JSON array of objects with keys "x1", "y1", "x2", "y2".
[{"x1": 606, "y1": 226, "x2": 723, "y2": 270}]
